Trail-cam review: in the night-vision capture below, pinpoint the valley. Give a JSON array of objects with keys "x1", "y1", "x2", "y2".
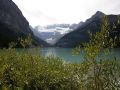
[{"x1": 0, "y1": 0, "x2": 120, "y2": 89}]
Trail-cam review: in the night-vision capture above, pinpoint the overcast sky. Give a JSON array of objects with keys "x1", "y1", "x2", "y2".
[{"x1": 12, "y1": 0, "x2": 120, "y2": 27}]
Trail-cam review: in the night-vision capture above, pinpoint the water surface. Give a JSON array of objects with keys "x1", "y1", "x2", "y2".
[{"x1": 40, "y1": 47, "x2": 120, "y2": 63}]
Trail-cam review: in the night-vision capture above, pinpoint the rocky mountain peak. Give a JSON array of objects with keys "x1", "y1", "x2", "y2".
[
  {"x1": 85, "y1": 11, "x2": 105, "y2": 23},
  {"x1": 92, "y1": 11, "x2": 105, "y2": 19}
]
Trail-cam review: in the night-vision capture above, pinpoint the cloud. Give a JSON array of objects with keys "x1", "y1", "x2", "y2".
[
  {"x1": 12, "y1": 0, "x2": 120, "y2": 27},
  {"x1": 21, "y1": 9, "x2": 60, "y2": 26}
]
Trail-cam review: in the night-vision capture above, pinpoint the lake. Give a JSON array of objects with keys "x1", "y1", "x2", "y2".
[{"x1": 40, "y1": 47, "x2": 120, "y2": 63}]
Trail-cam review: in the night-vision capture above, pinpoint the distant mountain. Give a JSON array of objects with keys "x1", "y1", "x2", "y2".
[
  {"x1": 69, "y1": 23, "x2": 79, "y2": 29},
  {"x1": 55, "y1": 11, "x2": 120, "y2": 47},
  {"x1": 29, "y1": 26, "x2": 50, "y2": 47},
  {"x1": 45, "y1": 24, "x2": 70, "y2": 29},
  {"x1": 32, "y1": 24, "x2": 74, "y2": 45},
  {"x1": 0, "y1": 0, "x2": 49, "y2": 47}
]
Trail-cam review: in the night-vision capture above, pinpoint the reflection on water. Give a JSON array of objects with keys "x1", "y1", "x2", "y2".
[
  {"x1": 41, "y1": 47, "x2": 85, "y2": 63},
  {"x1": 40, "y1": 47, "x2": 120, "y2": 63},
  {"x1": 41, "y1": 48, "x2": 57, "y2": 57}
]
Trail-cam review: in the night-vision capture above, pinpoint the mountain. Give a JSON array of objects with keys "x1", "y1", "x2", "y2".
[
  {"x1": 45, "y1": 24, "x2": 70, "y2": 29},
  {"x1": 0, "y1": 0, "x2": 49, "y2": 47},
  {"x1": 32, "y1": 24, "x2": 74, "y2": 45},
  {"x1": 69, "y1": 23, "x2": 79, "y2": 29},
  {"x1": 29, "y1": 26, "x2": 50, "y2": 47},
  {"x1": 55, "y1": 11, "x2": 120, "y2": 47}
]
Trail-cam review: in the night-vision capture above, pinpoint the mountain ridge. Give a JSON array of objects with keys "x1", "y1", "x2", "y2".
[{"x1": 55, "y1": 11, "x2": 120, "y2": 47}]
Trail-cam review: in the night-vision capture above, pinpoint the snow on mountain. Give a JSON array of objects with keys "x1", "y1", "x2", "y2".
[{"x1": 32, "y1": 24, "x2": 74, "y2": 45}]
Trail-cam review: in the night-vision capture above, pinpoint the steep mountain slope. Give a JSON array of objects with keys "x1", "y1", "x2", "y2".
[
  {"x1": 55, "y1": 11, "x2": 120, "y2": 47},
  {"x1": 0, "y1": 0, "x2": 49, "y2": 47}
]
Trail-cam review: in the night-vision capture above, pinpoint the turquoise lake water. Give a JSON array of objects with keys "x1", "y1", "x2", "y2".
[{"x1": 40, "y1": 47, "x2": 120, "y2": 63}]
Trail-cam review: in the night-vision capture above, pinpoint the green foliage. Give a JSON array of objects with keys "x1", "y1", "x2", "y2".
[
  {"x1": 0, "y1": 48, "x2": 120, "y2": 90},
  {"x1": 72, "y1": 45, "x2": 81, "y2": 55},
  {"x1": 0, "y1": 48, "x2": 85, "y2": 90},
  {"x1": 18, "y1": 34, "x2": 32, "y2": 48},
  {"x1": 8, "y1": 42, "x2": 17, "y2": 49},
  {"x1": 72, "y1": 15, "x2": 120, "y2": 90}
]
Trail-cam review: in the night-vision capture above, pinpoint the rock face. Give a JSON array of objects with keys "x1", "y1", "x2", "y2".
[
  {"x1": 0, "y1": 0, "x2": 49, "y2": 47},
  {"x1": 55, "y1": 11, "x2": 120, "y2": 47}
]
